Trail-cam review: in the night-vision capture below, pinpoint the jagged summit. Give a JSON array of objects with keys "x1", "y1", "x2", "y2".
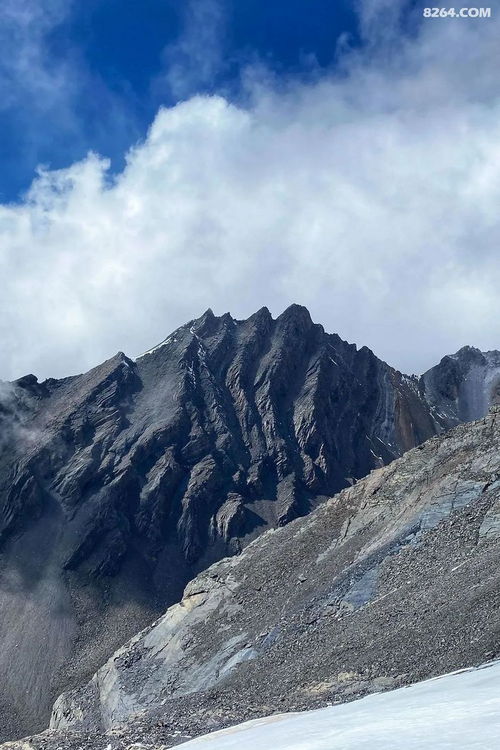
[
  {"x1": 277, "y1": 302, "x2": 314, "y2": 323},
  {"x1": 422, "y1": 344, "x2": 500, "y2": 425},
  {"x1": 0, "y1": 306, "x2": 499, "y2": 741},
  {"x1": 249, "y1": 304, "x2": 272, "y2": 318},
  {"x1": 451, "y1": 344, "x2": 484, "y2": 359},
  {"x1": 136, "y1": 304, "x2": 316, "y2": 362}
]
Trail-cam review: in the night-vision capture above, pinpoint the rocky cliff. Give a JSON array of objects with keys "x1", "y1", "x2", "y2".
[
  {"x1": 422, "y1": 346, "x2": 500, "y2": 426},
  {"x1": 0, "y1": 305, "x2": 499, "y2": 740},
  {"x1": 7, "y1": 405, "x2": 500, "y2": 750}
]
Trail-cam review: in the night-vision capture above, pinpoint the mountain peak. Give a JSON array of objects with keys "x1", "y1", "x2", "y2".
[
  {"x1": 277, "y1": 303, "x2": 314, "y2": 330},
  {"x1": 251, "y1": 305, "x2": 272, "y2": 320},
  {"x1": 199, "y1": 307, "x2": 215, "y2": 320},
  {"x1": 452, "y1": 345, "x2": 485, "y2": 363},
  {"x1": 1, "y1": 307, "x2": 499, "y2": 742},
  {"x1": 281, "y1": 302, "x2": 312, "y2": 317}
]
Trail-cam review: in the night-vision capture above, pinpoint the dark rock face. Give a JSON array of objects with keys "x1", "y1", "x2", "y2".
[
  {"x1": 23, "y1": 408, "x2": 500, "y2": 750},
  {"x1": 0, "y1": 305, "x2": 498, "y2": 740},
  {"x1": 421, "y1": 346, "x2": 500, "y2": 427}
]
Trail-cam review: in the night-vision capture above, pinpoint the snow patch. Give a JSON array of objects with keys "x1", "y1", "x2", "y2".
[
  {"x1": 178, "y1": 660, "x2": 500, "y2": 749},
  {"x1": 135, "y1": 336, "x2": 172, "y2": 360}
]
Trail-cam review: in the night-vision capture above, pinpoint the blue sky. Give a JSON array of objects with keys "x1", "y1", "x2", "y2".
[
  {"x1": 1, "y1": 0, "x2": 498, "y2": 380},
  {"x1": 0, "y1": 0, "x2": 423, "y2": 201}
]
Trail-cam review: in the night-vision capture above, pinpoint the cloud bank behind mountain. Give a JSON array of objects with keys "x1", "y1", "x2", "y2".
[{"x1": 1, "y1": 2, "x2": 499, "y2": 379}]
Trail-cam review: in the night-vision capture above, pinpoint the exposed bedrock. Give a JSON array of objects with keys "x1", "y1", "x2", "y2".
[
  {"x1": 11, "y1": 406, "x2": 500, "y2": 750},
  {"x1": 0, "y1": 305, "x2": 499, "y2": 739}
]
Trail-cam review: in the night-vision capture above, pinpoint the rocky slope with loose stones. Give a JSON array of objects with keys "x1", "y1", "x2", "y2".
[
  {"x1": 5, "y1": 405, "x2": 500, "y2": 750},
  {"x1": 1, "y1": 305, "x2": 499, "y2": 741}
]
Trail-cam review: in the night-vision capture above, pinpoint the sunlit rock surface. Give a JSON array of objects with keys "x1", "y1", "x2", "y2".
[
  {"x1": 1, "y1": 306, "x2": 499, "y2": 740},
  {"x1": 20, "y1": 406, "x2": 500, "y2": 749}
]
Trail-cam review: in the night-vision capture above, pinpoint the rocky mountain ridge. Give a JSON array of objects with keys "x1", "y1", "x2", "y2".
[
  {"x1": 6, "y1": 404, "x2": 500, "y2": 750},
  {"x1": 0, "y1": 304, "x2": 499, "y2": 740}
]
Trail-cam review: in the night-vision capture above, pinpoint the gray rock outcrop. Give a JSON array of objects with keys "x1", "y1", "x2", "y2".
[
  {"x1": 8, "y1": 405, "x2": 500, "y2": 750},
  {"x1": 1, "y1": 305, "x2": 499, "y2": 740}
]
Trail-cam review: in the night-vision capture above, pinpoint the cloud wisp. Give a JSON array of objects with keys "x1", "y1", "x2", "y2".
[
  {"x1": 0, "y1": 0, "x2": 143, "y2": 199},
  {"x1": 0, "y1": 381, "x2": 41, "y2": 452},
  {"x1": 155, "y1": 0, "x2": 228, "y2": 101},
  {"x1": 1, "y1": 3, "x2": 499, "y2": 380},
  {"x1": 0, "y1": 0, "x2": 81, "y2": 180},
  {"x1": 0, "y1": 0, "x2": 72, "y2": 110}
]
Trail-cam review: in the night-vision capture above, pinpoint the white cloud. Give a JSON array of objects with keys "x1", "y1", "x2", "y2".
[
  {"x1": 0, "y1": 0, "x2": 79, "y2": 141},
  {"x1": 154, "y1": 0, "x2": 227, "y2": 100},
  {"x1": 1, "y1": 7, "x2": 500, "y2": 379},
  {"x1": 0, "y1": 0, "x2": 140, "y2": 194}
]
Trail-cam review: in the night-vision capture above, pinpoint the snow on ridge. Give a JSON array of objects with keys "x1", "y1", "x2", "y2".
[
  {"x1": 178, "y1": 660, "x2": 500, "y2": 749},
  {"x1": 136, "y1": 317, "x2": 204, "y2": 360},
  {"x1": 135, "y1": 332, "x2": 182, "y2": 360},
  {"x1": 135, "y1": 337, "x2": 173, "y2": 360}
]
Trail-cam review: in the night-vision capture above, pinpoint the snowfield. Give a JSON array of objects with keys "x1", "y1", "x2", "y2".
[{"x1": 178, "y1": 661, "x2": 500, "y2": 749}]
